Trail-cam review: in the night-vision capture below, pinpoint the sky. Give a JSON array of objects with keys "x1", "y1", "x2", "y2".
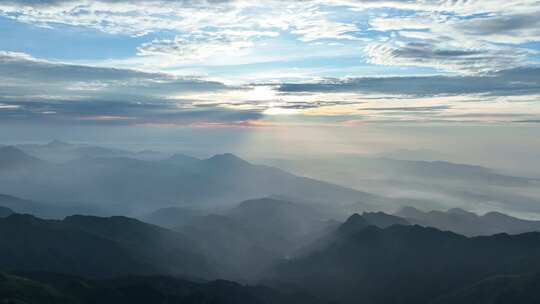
[{"x1": 0, "y1": 0, "x2": 540, "y2": 168}]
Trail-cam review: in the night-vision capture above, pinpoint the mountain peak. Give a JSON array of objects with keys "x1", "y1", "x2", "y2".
[
  {"x1": 338, "y1": 213, "x2": 370, "y2": 235},
  {"x1": 206, "y1": 153, "x2": 250, "y2": 166},
  {"x1": 362, "y1": 211, "x2": 410, "y2": 228}
]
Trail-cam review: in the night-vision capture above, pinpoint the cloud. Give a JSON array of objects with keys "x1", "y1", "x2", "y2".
[
  {"x1": 137, "y1": 30, "x2": 278, "y2": 61},
  {"x1": 364, "y1": 41, "x2": 530, "y2": 74},
  {"x1": 360, "y1": 105, "x2": 451, "y2": 112},
  {"x1": 0, "y1": 51, "x2": 228, "y2": 97},
  {"x1": 1, "y1": 0, "x2": 539, "y2": 73},
  {"x1": 0, "y1": 97, "x2": 262, "y2": 126},
  {"x1": 363, "y1": 3, "x2": 540, "y2": 72},
  {"x1": 0, "y1": 1, "x2": 358, "y2": 41},
  {"x1": 0, "y1": 51, "x2": 265, "y2": 125},
  {"x1": 1, "y1": 0, "x2": 539, "y2": 125},
  {"x1": 277, "y1": 67, "x2": 540, "y2": 96},
  {"x1": 457, "y1": 12, "x2": 540, "y2": 44}
]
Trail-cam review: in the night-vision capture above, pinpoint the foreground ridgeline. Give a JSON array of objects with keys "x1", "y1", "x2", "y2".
[
  {"x1": 272, "y1": 213, "x2": 540, "y2": 304},
  {"x1": 0, "y1": 272, "x2": 319, "y2": 304},
  {"x1": 1, "y1": 210, "x2": 540, "y2": 304}
]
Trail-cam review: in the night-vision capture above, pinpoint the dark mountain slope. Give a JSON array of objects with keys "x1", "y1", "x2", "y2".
[
  {"x1": 0, "y1": 214, "x2": 212, "y2": 279},
  {"x1": 0, "y1": 214, "x2": 144, "y2": 277},
  {"x1": 180, "y1": 214, "x2": 282, "y2": 282},
  {"x1": 2, "y1": 271, "x2": 323, "y2": 304},
  {"x1": 433, "y1": 273, "x2": 540, "y2": 304},
  {"x1": 272, "y1": 214, "x2": 540, "y2": 304},
  {"x1": 360, "y1": 211, "x2": 410, "y2": 228},
  {"x1": 0, "y1": 272, "x2": 73, "y2": 304},
  {"x1": 62, "y1": 215, "x2": 210, "y2": 277},
  {"x1": 175, "y1": 198, "x2": 332, "y2": 282},
  {"x1": 0, "y1": 206, "x2": 13, "y2": 217},
  {"x1": 227, "y1": 198, "x2": 328, "y2": 240}
]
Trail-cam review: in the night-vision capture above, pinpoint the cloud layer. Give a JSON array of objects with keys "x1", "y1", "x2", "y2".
[
  {"x1": 1, "y1": 0, "x2": 538, "y2": 73},
  {"x1": 0, "y1": 51, "x2": 263, "y2": 125},
  {"x1": 1, "y1": 50, "x2": 539, "y2": 125},
  {"x1": 0, "y1": 0, "x2": 539, "y2": 125}
]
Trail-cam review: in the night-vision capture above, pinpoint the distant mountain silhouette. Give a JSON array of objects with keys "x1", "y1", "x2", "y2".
[
  {"x1": 228, "y1": 198, "x2": 328, "y2": 240},
  {"x1": 141, "y1": 206, "x2": 204, "y2": 228},
  {"x1": 16, "y1": 141, "x2": 163, "y2": 162},
  {"x1": 0, "y1": 193, "x2": 62, "y2": 218},
  {"x1": 0, "y1": 193, "x2": 104, "y2": 219},
  {"x1": 162, "y1": 153, "x2": 200, "y2": 166},
  {"x1": 0, "y1": 214, "x2": 212, "y2": 278},
  {"x1": 396, "y1": 206, "x2": 540, "y2": 236},
  {"x1": 0, "y1": 151, "x2": 375, "y2": 212},
  {"x1": 180, "y1": 213, "x2": 282, "y2": 282},
  {"x1": 271, "y1": 213, "x2": 540, "y2": 304},
  {"x1": 176, "y1": 198, "x2": 333, "y2": 281},
  {"x1": 1, "y1": 271, "x2": 321, "y2": 304},
  {"x1": 260, "y1": 156, "x2": 539, "y2": 215},
  {"x1": 205, "y1": 153, "x2": 252, "y2": 168},
  {"x1": 262, "y1": 155, "x2": 533, "y2": 188}
]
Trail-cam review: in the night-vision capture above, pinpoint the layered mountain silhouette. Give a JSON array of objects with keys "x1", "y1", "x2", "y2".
[
  {"x1": 0, "y1": 271, "x2": 321, "y2": 304},
  {"x1": 271, "y1": 213, "x2": 540, "y2": 304},
  {"x1": 0, "y1": 213, "x2": 211, "y2": 278},
  {"x1": 0, "y1": 147, "x2": 375, "y2": 213},
  {"x1": 15, "y1": 140, "x2": 166, "y2": 162},
  {"x1": 176, "y1": 198, "x2": 334, "y2": 281},
  {"x1": 0, "y1": 193, "x2": 105, "y2": 219},
  {"x1": 261, "y1": 155, "x2": 540, "y2": 215},
  {"x1": 3, "y1": 142, "x2": 540, "y2": 303},
  {"x1": 396, "y1": 206, "x2": 540, "y2": 236},
  {"x1": 141, "y1": 206, "x2": 204, "y2": 229}
]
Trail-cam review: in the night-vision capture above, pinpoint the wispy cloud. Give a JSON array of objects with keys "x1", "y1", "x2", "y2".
[
  {"x1": 0, "y1": 0, "x2": 539, "y2": 126},
  {"x1": 365, "y1": 41, "x2": 530, "y2": 74},
  {"x1": 277, "y1": 67, "x2": 540, "y2": 96}
]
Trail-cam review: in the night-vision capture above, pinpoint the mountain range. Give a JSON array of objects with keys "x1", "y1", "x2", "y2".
[
  {"x1": 0, "y1": 213, "x2": 211, "y2": 279},
  {"x1": 260, "y1": 155, "x2": 540, "y2": 215},
  {"x1": 270, "y1": 213, "x2": 540, "y2": 304},
  {"x1": 0, "y1": 271, "x2": 321, "y2": 304},
  {"x1": 2, "y1": 142, "x2": 540, "y2": 303},
  {"x1": 1, "y1": 198, "x2": 540, "y2": 303},
  {"x1": 396, "y1": 206, "x2": 540, "y2": 236},
  {"x1": 0, "y1": 146, "x2": 377, "y2": 215}
]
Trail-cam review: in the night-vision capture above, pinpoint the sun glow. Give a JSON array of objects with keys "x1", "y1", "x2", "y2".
[{"x1": 263, "y1": 107, "x2": 297, "y2": 115}]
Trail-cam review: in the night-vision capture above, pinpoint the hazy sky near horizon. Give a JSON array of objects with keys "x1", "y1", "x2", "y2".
[{"x1": 0, "y1": 0, "x2": 539, "y2": 166}]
